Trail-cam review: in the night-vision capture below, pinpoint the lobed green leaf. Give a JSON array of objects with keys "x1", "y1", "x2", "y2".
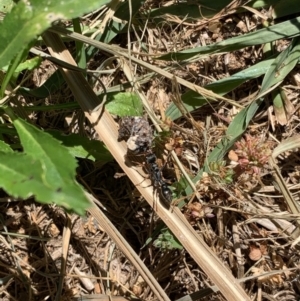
[
  {"x1": 105, "y1": 92, "x2": 144, "y2": 116},
  {"x1": 0, "y1": 152, "x2": 88, "y2": 214},
  {"x1": 3, "y1": 111, "x2": 90, "y2": 215}
]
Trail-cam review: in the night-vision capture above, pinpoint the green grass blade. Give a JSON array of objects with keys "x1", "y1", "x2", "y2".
[
  {"x1": 185, "y1": 98, "x2": 264, "y2": 196},
  {"x1": 166, "y1": 58, "x2": 274, "y2": 120},
  {"x1": 73, "y1": 17, "x2": 86, "y2": 70},
  {"x1": 272, "y1": 88, "x2": 286, "y2": 125},
  {"x1": 148, "y1": 0, "x2": 232, "y2": 21},
  {"x1": 207, "y1": 98, "x2": 264, "y2": 166},
  {"x1": 86, "y1": 1, "x2": 143, "y2": 58},
  {"x1": 149, "y1": 0, "x2": 281, "y2": 23},
  {"x1": 159, "y1": 16, "x2": 300, "y2": 61},
  {"x1": 0, "y1": 47, "x2": 25, "y2": 98},
  {"x1": 260, "y1": 36, "x2": 300, "y2": 95}
]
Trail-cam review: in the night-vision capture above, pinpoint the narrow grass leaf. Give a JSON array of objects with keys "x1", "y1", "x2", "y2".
[
  {"x1": 148, "y1": 0, "x2": 280, "y2": 22},
  {"x1": 270, "y1": 136, "x2": 300, "y2": 219},
  {"x1": 166, "y1": 58, "x2": 274, "y2": 120},
  {"x1": 0, "y1": 45, "x2": 30, "y2": 98},
  {"x1": 159, "y1": 16, "x2": 300, "y2": 61},
  {"x1": 98, "y1": 0, "x2": 143, "y2": 43},
  {"x1": 148, "y1": 0, "x2": 232, "y2": 21},
  {"x1": 73, "y1": 17, "x2": 86, "y2": 70},
  {"x1": 205, "y1": 98, "x2": 264, "y2": 168},
  {"x1": 185, "y1": 98, "x2": 264, "y2": 197},
  {"x1": 273, "y1": 88, "x2": 294, "y2": 126},
  {"x1": 260, "y1": 36, "x2": 300, "y2": 95},
  {"x1": 272, "y1": 89, "x2": 286, "y2": 125}
]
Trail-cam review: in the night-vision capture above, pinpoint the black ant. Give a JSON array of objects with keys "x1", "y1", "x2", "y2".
[
  {"x1": 118, "y1": 117, "x2": 173, "y2": 204},
  {"x1": 145, "y1": 153, "x2": 173, "y2": 203}
]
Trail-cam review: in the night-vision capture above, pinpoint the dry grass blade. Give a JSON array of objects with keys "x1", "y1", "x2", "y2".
[
  {"x1": 42, "y1": 31, "x2": 170, "y2": 301},
  {"x1": 42, "y1": 30, "x2": 250, "y2": 301},
  {"x1": 86, "y1": 195, "x2": 170, "y2": 301},
  {"x1": 119, "y1": 59, "x2": 202, "y2": 202},
  {"x1": 55, "y1": 214, "x2": 72, "y2": 301},
  {"x1": 269, "y1": 135, "x2": 300, "y2": 237},
  {"x1": 49, "y1": 26, "x2": 243, "y2": 109}
]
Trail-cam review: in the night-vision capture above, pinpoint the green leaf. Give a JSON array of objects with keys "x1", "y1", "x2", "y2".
[
  {"x1": 206, "y1": 98, "x2": 264, "y2": 167},
  {"x1": 0, "y1": 0, "x2": 14, "y2": 14},
  {"x1": 0, "y1": 0, "x2": 111, "y2": 69},
  {"x1": 148, "y1": 1, "x2": 231, "y2": 22},
  {"x1": 17, "y1": 56, "x2": 42, "y2": 72},
  {"x1": 105, "y1": 92, "x2": 143, "y2": 116},
  {"x1": 248, "y1": 0, "x2": 280, "y2": 10},
  {"x1": 47, "y1": 130, "x2": 113, "y2": 162},
  {"x1": 166, "y1": 58, "x2": 274, "y2": 120},
  {"x1": 0, "y1": 139, "x2": 13, "y2": 153},
  {"x1": 260, "y1": 36, "x2": 300, "y2": 96},
  {"x1": 13, "y1": 120, "x2": 77, "y2": 185},
  {"x1": 159, "y1": 16, "x2": 300, "y2": 61},
  {"x1": 0, "y1": 152, "x2": 88, "y2": 214},
  {"x1": 4, "y1": 109, "x2": 90, "y2": 215},
  {"x1": 1, "y1": 56, "x2": 42, "y2": 73},
  {"x1": 153, "y1": 228, "x2": 183, "y2": 250},
  {"x1": 0, "y1": 152, "x2": 46, "y2": 195}
]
